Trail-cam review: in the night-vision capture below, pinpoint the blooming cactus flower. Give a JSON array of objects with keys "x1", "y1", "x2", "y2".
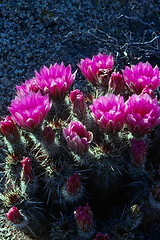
[
  {"x1": 94, "y1": 232, "x2": 110, "y2": 240},
  {"x1": 70, "y1": 89, "x2": 86, "y2": 117},
  {"x1": 130, "y1": 138, "x2": 149, "y2": 166},
  {"x1": 43, "y1": 126, "x2": 55, "y2": 145},
  {"x1": 78, "y1": 53, "x2": 114, "y2": 86},
  {"x1": 8, "y1": 91, "x2": 52, "y2": 131},
  {"x1": 122, "y1": 62, "x2": 160, "y2": 95},
  {"x1": 0, "y1": 116, "x2": 20, "y2": 142},
  {"x1": 16, "y1": 78, "x2": 39, "y2": 97},
  {"x1": 63, "y1": 121, "x2": 93, "y2": 153},
  {"x1": 21, "y1": 157, "x2": 32, "y2": 183},
  {"x1": 7, "y1": 207, "x2": 24, "y2": 224},
  {"x1": 90, "y1": 94, "x2": 126, "y2": 134},
  {"x1": 108, "y1": 71, "x2": 125, "y2": 95},
  {"x1": 66, "y1": 173, "x2": 81, "y2": 196},
  {"x1": 126, "y1": 94, "x2": 160, "y2": 136},
  {"x1": 74, "y1": 203, "x2": 93, "y2": 232},
  {"x1": 35, "y1": 62, "x2": 76, "y2": 100}
]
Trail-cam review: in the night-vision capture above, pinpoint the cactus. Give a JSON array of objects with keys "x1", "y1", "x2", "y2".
[{"x1": 0, "y1": 54, "x2": 160, "y2": 239}]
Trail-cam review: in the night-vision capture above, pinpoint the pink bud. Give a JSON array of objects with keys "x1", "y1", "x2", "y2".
[
  {"x1": 70, "y1": 89, "x2": 86, "y2": 117},
  {"x1": 94, "y1": 232, "x2": 110, "y2": 240},
  {"x1": 130, "y1": 138, "x2": 149, "y2": 166},
  {"x1": 43, "y1": 126, "x2": 55, "y2": 145},
  {"x1": 7, "y1": 207, "x2": 23, "y2": 224},
  {"x1": 21, "y1": 157, "x2": 32, "y2": 182},
  {"x1": 0, "y1": 116, "x2": 20, "y2": 142},
  {"x1": 109, "y1": 72, "x2": 125, "y2": 95},
  {"x1": 74, "y1": 203, "x2": 93, "y2": 232},
  {"x1": 63, "y1": 121, "x2": 93, "y2": 154},
  {"x1": 66, "y1": 173, "x2": 81, "y2": 196}
]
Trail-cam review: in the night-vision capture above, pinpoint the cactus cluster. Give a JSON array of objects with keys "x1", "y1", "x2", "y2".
[{"x1": 0, "y1": 53, "x2": 160, "y2": 239}]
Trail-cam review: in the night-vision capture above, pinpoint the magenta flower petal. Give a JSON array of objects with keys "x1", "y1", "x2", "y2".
[
  {"x1": 16, "y1": 78, "x2": 40, "y2": 97},
  {"x1": 78, "y1": 53, "x2": 114, "y2": 86},
  {"x1": 8, "y1": 91, "x2": 52, "y2": 131},
  {"x1": 122, "y1": 62, "x2": 160, "y2": 95},
  {"x1": 90, "y1": 94, "x2": 126, "y2": 133},
  {"x1": 35, "y1": 62, "x2": 76, "y2": 100},
  {"x1": 63, "y1": 121, "x2": 93, "y2": 153},
  {"x1": 126, "y1": 93, "x2": 160, "y2": 136}
]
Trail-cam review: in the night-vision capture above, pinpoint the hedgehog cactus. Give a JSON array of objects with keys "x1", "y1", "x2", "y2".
[{"x1": 0, "y1": 56, "x2": 160, "y2": 239}]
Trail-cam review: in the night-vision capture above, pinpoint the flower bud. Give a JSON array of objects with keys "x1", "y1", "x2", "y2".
[
  {"x1": 70, "y1": 89, "x2": 86, "y2": 117},
  {"x1": 130, "y1": 138, "x2": 148, "y2": 166},
  {"x1": 7, "y1": 207, "x2": 24, "y2": 224},
  {"x1": 94, "y1": 232, "x2": 110, "y2": 240},
  {"x1": 74, "y1": 203, "x2": 93, "y2": 232},
  {"x1": 66, "y1": 173, "x2": 81, "y2": 196},
  {"x1": 43, "y1": 126, "x2": 55, "y2": 145},
  {"x1": 0, "y1": 116, "x2": 20, "y2": 142},
  {"x1": 21, "y1": 157, "x2": 32, "y2": 183},
  {"x1": 109, "y1": 72, "x2": 125, "y2": 95}
]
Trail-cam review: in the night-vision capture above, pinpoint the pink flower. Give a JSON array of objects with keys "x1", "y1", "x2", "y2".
[
  {"x1": 43, "y1": 126, "x2": 55, "y2": 145},
  {"x1": 70, "y1": 89, "x2": 86, "y2": 117},
  {"x1": 130, "y1": 138, "x2": 149, "y2": 166},
  {"x1": 7, "y1": 207, "x2": 24, "y2": 224},
  {"x1": 108, "y1": 71, "x2": 125, "y2": 95},
  {"x1": 78, "y1": 53, "x2": 114, "y2": 86},
  {"x1": 94, "y1": 232, "x2": 110, "y2": 240},
  {"x1": 8, "y1": 91, "x2": 52, "y2": 131},
  {"x1": 122, "y1": 62, "x2": 160, "y2": 95},
  {"x1": 0, "y1": 116, "x2": 20, "y2": 142},
  {"x1": 74, "y1": 203, "x2": 93, "y2": 231},
  {"x1": 66, "y1": 173, "x2": 81, "y2": 196},
  {"x1": 126, "y1": 94, "x2": 160, "y2": 136},
  {"x1": 16, "y1": 78, "x2": 39, "y2": 97},
  {"x1": 35, "y1": 62, "x2": 76, "y2": 100},
  {"x1": 63, "y1": 121, "x2": 93, "y2": 153},
  {"x1": 90, "y1": 94, "x2": 126, "y2": 134},
  {"x1": 21, "y1": 157, "x2": 32, "y2": 183}
]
